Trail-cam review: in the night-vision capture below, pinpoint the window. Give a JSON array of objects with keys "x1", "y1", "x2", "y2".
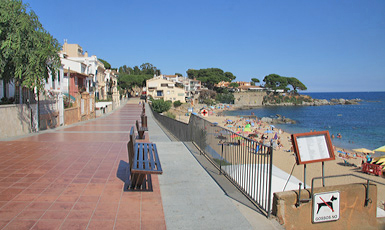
[
  {"x1": 161, "y1": 83, "x2": 168, "y2": 87},
  {"x1": 157, "y1": 91, "x2": 163, "y2": 96},
  {"x1": 52, "y1": 74, "x2": 55, "y2": 89}
]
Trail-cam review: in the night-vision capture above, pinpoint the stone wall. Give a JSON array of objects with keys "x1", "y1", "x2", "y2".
[
  {"x1": 273, "y1": 183, "x2": 384, "y2": 230},
  {"x1": 0, "y1": 104, "x2": 35, "y2": 139},
  {"x1": 64, "y1": 107, "x2": 79, "y2": 126},
  {"x1": 233, "y1": 91, "x2": 267, "y2": 106}
]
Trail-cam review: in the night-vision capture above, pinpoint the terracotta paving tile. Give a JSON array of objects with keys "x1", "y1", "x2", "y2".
[
  {"x1": 87, "y1": 219, "x2": 115, "y2": 230},
  {"x1": 77, "y1": 195, "x2": 100, "y2": 203},
  {"x1": 26, "y1": 201, "x2": 52, "y2": 211},
  {"x1": 41, "y1": 210, "x2": 70, "y2": 220},
  {"x1": 2, "y1": 219, "x2": 36, "y2": 230},
  {"x1": 72, "y1": 202, "x2": 98, "y2": 211},
  {"x1": 82, "y1": 184, "x2": 105, "y2": 196},
  {"x1": 0, "y1": 104, "x2": 166, "y2": 229},
  {"x1": 56, "y1": 195, "x2": 79, "y2": 202},
  {"x1": 35, "y1": 194, "x2": 60, "y2": 202},
  {"x1": 15, "y1": 209, "x2": 45, "y2": 220},
  {"x1": 116, "y1": 205, "x2": 140, "y2": 220},
  {"x1": 59, "y1": 219, "x2": 89, "y2": 230},
  {"x1": 0, "y1": 220, "x2": 10, "y2": 229},
  {"x1": 2, "y1": 201, "x2": 30, "y2": 213},
  {"x1": 12, "y1": 193, "x2": 38, "y2": 202},
  {"x1": 66, "y1": 209, "x2": 94, "y2": 220},
  {"x1": 31, "y1": 219, "x2": 63, "y2": 230},
  {"x1": 48, "y1": 202, "x2": 75, "y2": 211},
  {"x1": 0, "y1": 210, "x2": 23, "y2": 220},
  {"x1": 114, "y1": 220, "x2": 141, "y2": 230},
  {"x1": 141, "y1": 220, "x2": 167, "y2": 230}
]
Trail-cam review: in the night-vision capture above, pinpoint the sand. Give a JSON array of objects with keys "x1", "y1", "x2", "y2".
[{"x1": 168, "y1": 104, "x2": 385, "y2": 210}]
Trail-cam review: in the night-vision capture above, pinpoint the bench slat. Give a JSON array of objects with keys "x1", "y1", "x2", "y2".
[{"x1": 132, "y1": 143, "x2": 162, "y2": 174}]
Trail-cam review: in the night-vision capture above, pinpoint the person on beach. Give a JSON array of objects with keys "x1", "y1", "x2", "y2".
[{"x1": 366, "y1": 153, "x2": 372, "y2": 163}]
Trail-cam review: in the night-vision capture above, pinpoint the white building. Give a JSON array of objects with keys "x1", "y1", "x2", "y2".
[{"x1": 146, "y1": 77, "x2": 186, "y2": 103}]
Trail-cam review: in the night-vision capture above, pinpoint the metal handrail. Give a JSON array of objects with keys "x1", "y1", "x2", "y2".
[{"x1": 297, "y1": 174, "x2": 380, "y2": 207}]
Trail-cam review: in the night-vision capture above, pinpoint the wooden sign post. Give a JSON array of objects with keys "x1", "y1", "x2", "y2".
[{"x1": 291, "y1": 131, "x2": 335, "y2": 188}]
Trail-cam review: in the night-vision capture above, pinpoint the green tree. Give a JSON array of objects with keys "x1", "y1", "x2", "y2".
[
  {"x1": 118, "y1": 73, "x2": 151, "y2": 89},
  {"x1": 175, "y1": 73, "x2": 183, "y2": 77},
  {"x1": 251, "y1": 78, "x2": 260, "y2": 86},
  {"x1": 287, "y1": 77, "x2": 307, "y2": 94},
  {"x1": 186, "y1": 68, "x2": 236, "y2": 89},
  {"x1": 263, "y1": 74, "x2": 289, "y2": 92},
  {"x1": 229, "y1": 82, "x2": 239, "y2": 88},
  {"x1": 0, "y1": 0, "x2": 61, "y2": 93},
  {"x1": 99, "y1": 58, "x2": 111, "y2": 69},
  {"x1": 117, "y1": 63, "x2": 160, "y2": 90}
]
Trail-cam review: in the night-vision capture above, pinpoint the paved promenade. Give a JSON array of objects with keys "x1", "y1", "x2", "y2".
[{"x1": 0, "y1": 98, "x2": 281, "y2": 229}]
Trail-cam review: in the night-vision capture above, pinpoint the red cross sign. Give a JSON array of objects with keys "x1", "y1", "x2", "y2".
[{"x1": 201, "y1": 109, "x2": 208, "y2": 117}]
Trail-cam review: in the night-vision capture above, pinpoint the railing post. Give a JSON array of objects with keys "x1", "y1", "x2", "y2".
[{"x1": 267, "y1": 146, "x2": 273, "y2": 218}]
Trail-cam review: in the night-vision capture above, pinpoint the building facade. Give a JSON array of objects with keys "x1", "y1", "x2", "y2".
[{"x1": 146, "y1": 77, "x2": 186, "y2": 103}]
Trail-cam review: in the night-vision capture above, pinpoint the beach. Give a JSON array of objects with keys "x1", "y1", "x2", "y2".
[{"x1": 169, "y1": 104, "x2": 385, "y2": 210}]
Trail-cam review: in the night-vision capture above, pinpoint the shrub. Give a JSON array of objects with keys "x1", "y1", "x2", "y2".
[
  {"x1": 173, "y1": 100, "x2": 182, "y2": 107},
  {"x1": 151, "y1": 99, "x2": 172, "y2": 113},
  {"x1": 165, "y1": 111, "x2": 176, "y2": 119}
]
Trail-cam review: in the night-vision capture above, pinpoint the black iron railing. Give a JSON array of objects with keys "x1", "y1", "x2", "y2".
[{"x1": 151, "y1": 106, "x2": 273, "y2": 217}]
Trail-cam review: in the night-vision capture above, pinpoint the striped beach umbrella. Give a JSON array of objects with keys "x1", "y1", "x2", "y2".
[{"x1": 373, "y1": 145, "x2": 385, "y2": 152}]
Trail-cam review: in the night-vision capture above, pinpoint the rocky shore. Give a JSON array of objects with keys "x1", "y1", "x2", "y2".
[
  {"x1": 264, "y1": 98, "x2": 361, "y2": 106},
  {"x1": 301, "y1": 98, "x2": 362, "y2": 106}
]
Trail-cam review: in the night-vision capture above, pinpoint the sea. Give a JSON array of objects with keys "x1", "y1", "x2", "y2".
[{"x1": 224, "y1": 92, "x2": 385, "y2": 156}]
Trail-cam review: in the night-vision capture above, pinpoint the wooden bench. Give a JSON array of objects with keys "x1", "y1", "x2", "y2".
[
  {"x1": 136, "y1": 120, "x2": 148, "y2": 139},
  {"x1": 141, "y1": 115, "x2": 148, "y2": 129},
  {"x1": 127, "y1": 127, "x2": 162, "y2": 189}
]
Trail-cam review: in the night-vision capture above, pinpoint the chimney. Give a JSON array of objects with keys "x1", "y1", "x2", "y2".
[{"x1": 85, "y1": 51, "x2": 88, "y2": 57}]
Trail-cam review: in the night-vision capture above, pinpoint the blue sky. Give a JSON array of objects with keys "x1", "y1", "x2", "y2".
[{"x1": 24, "y1": 0, "x2": 385, "y2": 92}]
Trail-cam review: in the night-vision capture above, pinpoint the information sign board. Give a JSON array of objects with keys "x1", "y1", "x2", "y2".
[
  {"x1": 291, "y1": 131, "x2": 335, "y2": 165},
  {"x1": 313, "y1": 191, "x2": 340, "y2": 223}
]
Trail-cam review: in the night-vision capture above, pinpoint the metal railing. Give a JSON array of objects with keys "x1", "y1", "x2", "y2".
[{"x1": 151, "y1": 106, "x2": 274, "y2": 217}]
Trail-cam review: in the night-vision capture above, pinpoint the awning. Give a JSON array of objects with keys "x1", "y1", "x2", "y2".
[{"x1": 148, "y1": 82, "x2": 158, "y2": 88}]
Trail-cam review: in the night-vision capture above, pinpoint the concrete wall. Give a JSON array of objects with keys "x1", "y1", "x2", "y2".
[
  {"x1": 272, "y1": 183, "x2": 384, "y2": 230},
  {"x1": 0, "y1": 104, "x2": 34, "y2": 138},
  {"x1": 233, "y1": 91, "x2": 266, "y2": 106}
]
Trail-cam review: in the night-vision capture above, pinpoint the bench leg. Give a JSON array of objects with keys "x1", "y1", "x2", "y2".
[
  {"x1": 130, "y1": 173, "x2": 146, "y2": 189},
  {"x1": 138, "y1": 131, "x2": 145, "y2": 139}
]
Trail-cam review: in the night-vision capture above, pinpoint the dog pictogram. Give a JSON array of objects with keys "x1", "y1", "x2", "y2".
[{"x1": 316, "y1": 196, "x2": 337, "y2": 214}]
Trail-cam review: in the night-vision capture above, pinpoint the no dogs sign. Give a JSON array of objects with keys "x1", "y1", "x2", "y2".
[{"x1": 312, "y1": 191, "x2": 340, "y2": 223}]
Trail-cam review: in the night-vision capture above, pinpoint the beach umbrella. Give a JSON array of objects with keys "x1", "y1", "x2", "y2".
[
  {"x1": 227, "y1": 119, "x2": 233, "y2": 122},
  {"x1": 246, "y1": 119, "x2": 250, "y2": 122},
  {"x1": 373, "y1": 145, "x2": 385, "y2": 152},
  {"x1": 227, "y1": 125, "x2": 233, "y2": 128},
  {"x1": 374, "y1": 158, "x2": 385, "y2": 165},
  {"x1": 244, "y1": 127, "x2": 252, "y2": 132},
  {"x1": 264, "y1": 130, "x2": 274, "y2": 134},
  {"x1": 270, "y1": 125, "x2": 275, "y2": 128},
  {"x1": 352, "y1": 148, "x2": 374, "y2": 154},
  {"x1": 245, "y1": 124, "x2": 251, "y2": 128}
]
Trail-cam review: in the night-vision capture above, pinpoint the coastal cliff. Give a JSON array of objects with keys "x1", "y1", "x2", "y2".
[{"x1": 262, "y1": 93, "x2": 361, "y2": 106}]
